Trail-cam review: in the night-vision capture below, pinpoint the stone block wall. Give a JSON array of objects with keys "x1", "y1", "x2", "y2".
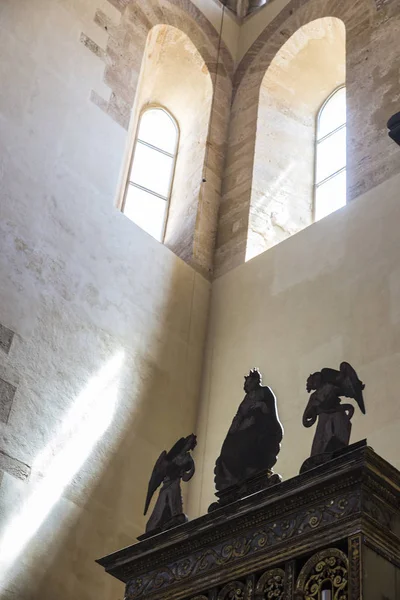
[
  {"x1": 246, "y1": 17, "x2": 345, "y2": 261},
  {"x1": 82, "y1": 0, "x2": 234, "y2": 278},
  {"x1": 214, "y1": 0, "x2": 400, "y2": 277}
]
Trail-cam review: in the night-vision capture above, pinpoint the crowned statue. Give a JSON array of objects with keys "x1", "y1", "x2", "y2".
[{"x1": 214, "y1": 368, "x2": 283, "y2": 492}]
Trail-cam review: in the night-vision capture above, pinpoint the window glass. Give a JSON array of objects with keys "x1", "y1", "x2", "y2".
[
  {"x1": 315, "y1": 87, "x2": 346, "y2": 222},
  {"x1": 138, "y1": 109, "x2": 178, "y2": 154},
  {"x1": 122, "y1": 108, "x2": 178, "y2": 241},
  {"x1": 124, "y1": 186, "x2": 168, "y2": 241},
  {"x1": 317, "y1": 86, "x2": 346, "y2": 140},
  {"x1": 316, "y1": 126, "x2": 346, "y2": 184},
  {"x1": 130, "y1": 142, "x2": 174, "y2": 198},
  {"x1": 315, "y1": 169, "x2": 346, "y2": 221}
]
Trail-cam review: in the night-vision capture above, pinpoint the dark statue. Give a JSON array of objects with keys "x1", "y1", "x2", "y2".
[
  {"x1": 301, "y1": 362, "x2": 365, "y2": 472},
  {"x1": 388, "y1": 111, "x2": 400, "y2": 146},
  {"x1": 142, "y1": 434, "x2": 197, "y2": 537},
  {"x1": 214, "y1": 368, "x2": 283, "y2": 492}
]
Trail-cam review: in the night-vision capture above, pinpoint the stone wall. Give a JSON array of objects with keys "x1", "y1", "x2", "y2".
[
  {"x1": 214, "y1": 0, "x2": 400, "y2": 277},
  {"x1": 124, "y1": 25, "x2": 214, "y2": 268},
  {"x1": 0, "y1": 0, "x2": 214, "y2": 598},
  {"x1": 190, "y1": 170, "x2": 400, "y2": 517},
  {"x1": 247, "y1": 17, "x2": 345, "y2": 261},
  {"x1": 83, "y1": 0, "x2": 234, "y2": 278}
]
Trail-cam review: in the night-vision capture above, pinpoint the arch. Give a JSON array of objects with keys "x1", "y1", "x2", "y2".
[
  {"x1": 122, "y1": 105, "x2": 179, "y2": 241},
  {"x1": 84, "y1": 0, "x2": 234, "y2": 278},
  {"x1": 120, "y1": 24, "x2": 213, "y2": 254},
  {"x1": 296, "y1": 548, "x2": 348, "y2": 596},
  {"x1": 214, "y1": 0, "x2": 375, "y2": 277},
  {"x1": 246, "y1": 17, "x2": 345, "y2": 261}
]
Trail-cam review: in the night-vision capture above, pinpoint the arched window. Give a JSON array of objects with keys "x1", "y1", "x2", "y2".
[
  {"x1": 122, "y1": 107, "x2": 179, "y2": 241},
  {"x1": 315, "y1": 86, "x2": 346, "y2": 221}
]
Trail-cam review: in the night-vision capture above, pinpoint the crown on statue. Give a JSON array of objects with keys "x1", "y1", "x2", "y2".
[{"x1": 245, "y1": 367, "x2": 262, "y2": 383}]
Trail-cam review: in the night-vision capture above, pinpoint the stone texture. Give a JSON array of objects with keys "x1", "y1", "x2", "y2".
[
  {"x1": 0, "y1": 378, "x2": 16, "y2": 424},
  {"x1": 0, "y1": 450, "x2": 30, "y2": 481},
  {"x1": 246, "y1": 17, "x2": 345, "y2": 261},
  {"x1": 214, "y1": 0, "x2": 400, "y2": 277},
  {"x1": 0, "y1": 324, "x2": 14, "y2": 355},
  {"x1": 128, "y1": 24, "x2": 213, "y2": 275},
  {"x1": 0, "y1": 0, "x2": 212, "y2": 598},
  {"x1": 81, "y1": 0, "x2": 234, "y2": 279},
  {"x1": 79, "y1": 32, "x2": 106, "y2": 60}
]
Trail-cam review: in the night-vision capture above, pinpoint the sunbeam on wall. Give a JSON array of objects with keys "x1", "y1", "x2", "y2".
[
  {"x1": 0, "y1": 351, "x2": 125, "y2": 588},
  {"x1": 248, "y1": 17, "x2": 346, "y2": 259}
]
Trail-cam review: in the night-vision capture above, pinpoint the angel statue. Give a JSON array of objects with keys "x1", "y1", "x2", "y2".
[
  {"x1": 142, "y1": 434, "x2": 197, "y2": 537},
  {"x1": 301, "y1": 362, "x2": 365, "y2": 470}
]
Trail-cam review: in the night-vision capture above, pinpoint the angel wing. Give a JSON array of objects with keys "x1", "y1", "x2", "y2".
[
  {"x1": 166, "y1": 437, "x2": 187, "y2": 462},
  {"x1": 338, "y1": 362, "x2": 366, "y2": 414},
  {"x1": 143, "y1": 450, "x2": 168, "y2": 516},
  {"x1": 320, "y1": 367, "x2": 341, "y2": 384}
]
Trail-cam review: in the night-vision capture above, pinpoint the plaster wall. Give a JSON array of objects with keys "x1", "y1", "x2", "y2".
[
  {"x1": 248, "y1": 17, "x2": 345, "y2": 260},
  {"x1": 190, "y1": 171, "x2": 400, "y2": 516},
  {"x1": 0, "y1": 1, "x2": 210, "y2": 599},
  {"x1": 124, "y1": 25, "x2": 213, "y2": 265}
]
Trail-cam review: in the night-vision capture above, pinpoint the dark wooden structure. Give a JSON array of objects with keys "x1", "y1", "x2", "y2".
[{"x1": 97, "y1": 442, "x2": 400, "y2": 599}]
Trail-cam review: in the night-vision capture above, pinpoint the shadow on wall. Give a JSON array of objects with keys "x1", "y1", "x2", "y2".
[
  {"x1": 247, "y1": 17, "x2": 346, "y2": 261},
  {"x1": 0, "y1": 263, "x2": 202, "y2": 600}
]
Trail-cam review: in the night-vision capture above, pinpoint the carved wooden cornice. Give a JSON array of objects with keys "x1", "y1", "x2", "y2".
[{"x1": 96, "y1": 443, "x2": 400, "y2": 600}]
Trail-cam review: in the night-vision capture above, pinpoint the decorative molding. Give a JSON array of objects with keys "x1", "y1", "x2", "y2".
[
  {"x1": 348, "y1": 534, "x2": 362, "y2": 599},
  {"x1": 255, "y1": 568, "x2": 284, "y2": 599},
  {"x1": 296, "y1": 548, "x2": 348, "y2": 598},
  {"x1": 218, "y1": 581, "x2": 246, "y2": 600},
  {"x1": 98, "y1": 446, "x2": 400, "y2": 600},
  {"x1": 125, "y1": 492, "x2": 358, "y2": 598},
  {"x1": 284, "y1": 561, "x2": 295, "y2": 600},
  {"x1": 245, "y1": 574, "x2": 255, "y2": 600}
]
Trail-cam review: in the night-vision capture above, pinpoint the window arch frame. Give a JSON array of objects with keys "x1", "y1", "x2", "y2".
[
  {"x1": 121, "y1": 103, "x2": 180, "y2": 242},
  {"x1": 313, "y1": 85, "x2": 346, "y2": 222}
]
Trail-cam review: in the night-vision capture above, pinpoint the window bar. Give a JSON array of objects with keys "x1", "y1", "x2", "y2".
[
  {"x1": 127, "y1": 181, "x2": 169, "y2": 201},
  {"x1": 317, "y1": 122, "x2": 346, "y2": 144},
  {"x1": 315, "y1": 166, "x2": 346, "y2": 188},
  {"x1": 136, "y1": 138, "x2": 175, "y2": 158}
]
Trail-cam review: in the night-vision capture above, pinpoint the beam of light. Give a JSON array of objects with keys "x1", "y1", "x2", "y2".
[
  {"x1": 0, "y1": 350, "x2": 125, "y2": 587},
  {"x1": 246, "y1": 162, "x2": 295, "y2": 262}
]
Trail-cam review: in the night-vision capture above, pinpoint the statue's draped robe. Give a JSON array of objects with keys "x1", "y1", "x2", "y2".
[
  {"x1": 215, "y1": 386, "x2": 283, "y2": 491},
  {"x1": 145, "y1": 454, "x2": 194, "y2": 533},
  {"x1": 310, "y1": 410, "x2": 352, "y2": 455},
  {"x1": 145, "y1": 478, "x2": 182, "y2": 532},
  {"x1": 304, "y1": 384, "x2": 353, "y2": 456}
]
